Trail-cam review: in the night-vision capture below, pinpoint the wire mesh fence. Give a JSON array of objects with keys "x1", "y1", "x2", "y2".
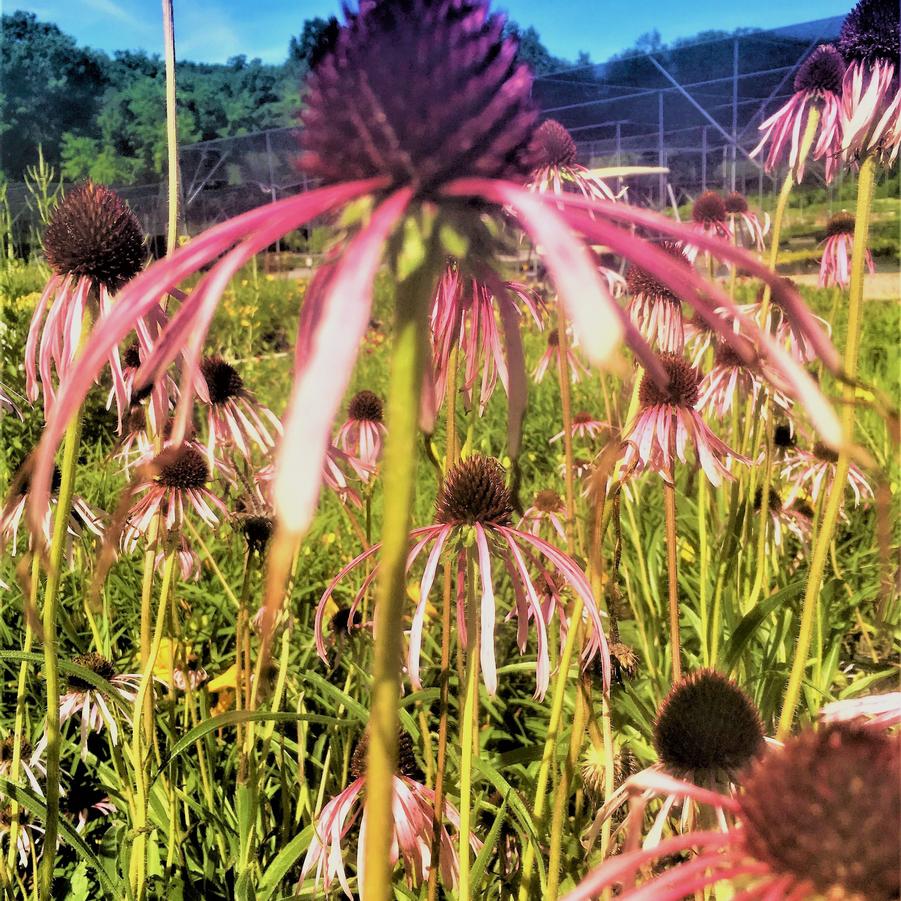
[{"x1": 6, "y1": 15, "x2": 844, "y2": 249}]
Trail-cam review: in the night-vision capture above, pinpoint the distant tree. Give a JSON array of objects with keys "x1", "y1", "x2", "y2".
[
  {"x1": 503, "y1": 23, "x2": 573, "y2": 75},
  {"x1": 287, "y1": 17, "x2": 339, "y2": 73},
  {"x1": 0, "y1": 12, "x2": 108, "y2": 178}
]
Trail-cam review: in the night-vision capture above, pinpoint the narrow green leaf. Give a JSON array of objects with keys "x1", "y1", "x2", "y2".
[{"x1": 470, "y1": 795, "x2": 508, "y2": 889}]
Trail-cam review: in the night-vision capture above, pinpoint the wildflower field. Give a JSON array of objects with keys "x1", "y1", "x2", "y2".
[{"x1": 0, "y1": 0, "x2": 899, "y2": 899}]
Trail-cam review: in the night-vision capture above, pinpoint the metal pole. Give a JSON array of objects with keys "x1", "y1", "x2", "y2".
[
  {"x1": 731, "y1": 38, "x2": 739, "y2": 192},
  {"x1": 658, "y1": 91, "x2": 665, "y2": 208},
  {"x1": 701, "y1": 126, "x2": 707, "y2": 192}
]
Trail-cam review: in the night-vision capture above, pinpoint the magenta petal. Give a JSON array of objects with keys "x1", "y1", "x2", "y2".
[
  {"x1": 272, "y1": 188, "x2": 413, "y2": 537},
  {"x1": 474, "y1": 524, "x2": 498, "y2": 695}
]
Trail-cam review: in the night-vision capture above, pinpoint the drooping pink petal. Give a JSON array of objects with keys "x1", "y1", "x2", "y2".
[{"x1": 474, "y1": 523, "x2": 498, "y2": 695}]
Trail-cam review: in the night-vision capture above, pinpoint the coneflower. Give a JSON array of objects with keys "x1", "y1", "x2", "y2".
[
  {"x1": 838, "y1": 0, "x2": 901, "y2": 165},
  {"x1": 566, "y1": 724, "x2": 900, "y2": 901},
  {"x1": 336, "y1": 390, "x2": 387, "y2": 478},
  {"x1": 529, "y1": 118, "x2": 617, "y2": 200},
  {"x1": 818, "y1": 211, "x2": 876, "y2": 288},
  {"x1": 300, "y1": 728, "x2": 479, "y2": 896},
  {"x1": 518, "y1": 488, "x2": 567, "y2": 541},
  {"x1": 723, "y1": 191, "x2": 768, "y2": 250},
  {"x1": 625, "y1": 242, "x2": 690, "y2": 353},
  {"x1": 27, "y1": 181, "x2": 169, "y2": 421},
  {"x1": 550, "y1": 410, "x2": 610, "y2": 444},
  {"x1": 752, "y1": 43, "x2": 846, "y2": 182},
  {"x1": 315, "y1": 455, "x2": 610, "y2": 698},
  {"x1": 781, "y1": 440, "x2": 873, "y2": 508},
  {"x1": 532, "y1": 327, "x2": 589, "y2": 384}
]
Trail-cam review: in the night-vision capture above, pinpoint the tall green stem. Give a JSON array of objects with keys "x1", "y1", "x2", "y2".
[
  {"x1": 777, "y1": 154, "x2": 876, "y2": 739},
  {"x1": 362, "y1": 252, "x2": 435, "y2": 901},
  {"x1": 556, "y1": 314, "x2": 577, "y2": 555},
  {"x1": 664, "y1": 439, "x2": 681, "y2": 683},
  {"x1": 38, "y1": 404, "x2": 84, "y2": 900}
]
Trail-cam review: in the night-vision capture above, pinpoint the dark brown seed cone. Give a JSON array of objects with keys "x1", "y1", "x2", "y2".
[
  {"x1": 653, "y1": 669, "x2": 764, "y2": 777},
  {"x1": 638, "y1": 353, "x2": 701, "y2": 409},
  {"x1": 713, "y1": 340, "x2": 747, "y2": 369},
  {"x1": 350, "y1": 727, "x2": 419, "y2": 780},
  {"x1": 123, "y1": 343, "x2": 141, "y2": 370},
  {"x1": 237, "y1": 514, "x2": 274, "y2": 553},
  {"x1": 739, "y1": 725, "x2": 901, "y2": 901},
  {"x1": 826, "y1": 211, "x2": 856, "y2": 237},
  {"x1": 813, "y1": 441, "x2": 839, "y2": 463},
  {"x1": 154, "y1": 446, "x2": 210, "y2": 490},
  {"x1": 533, "y1": 488, "x2": 563, "y2": 513},
  {"x1": 773, "y1": 422, "x2": 795, "y2": 449},
  {"x1": 348, "y1": 390, "x2": 383, "y2": 422},
  {"x1": 724, "y1": 191, "x2": 749, "y2": 214},
  {"x1": 839, "y1": 0, "x2": 900, "y2": 66},
  {"x1": 200, "y1": 357, "x2": 244, "y2": 405},
  {"x1": 624, "y1": 241, "x2": 690, "y2": 303},
  {"x1": 692, "y1": 190, "x2": 727, "y2": 225},
  {"x1": 609, "y1": 642, "x2": 640, "y2": 683},
  {"x1": 43, "y1": 181, "x2": 145, "y2": 290},
  {"x1": 531, "y1": 119, "x2": 577, "y2": 169},
  {"x1": 299, "y1": 0, "x2": 538, "y2": 191},
  {"x1": 0, "y1": 736, "x2": 31, "y2": 764},
  {"x1": 436, "y1": 455, "x2": 513, "y2": 526},
  {"x1": 68, "y1": 652, "x2": 116, "y2": 690},
  {"x1": 794, "y1": 44, "x2": 846, "y2": 95}
]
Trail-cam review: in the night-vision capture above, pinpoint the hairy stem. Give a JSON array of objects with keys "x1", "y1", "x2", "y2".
[{"x1": 777, "y1": 153, "x2": 876, "y2": 739}]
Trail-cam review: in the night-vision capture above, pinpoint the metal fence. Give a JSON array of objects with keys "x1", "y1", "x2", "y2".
[{"x1": 6, "y1": 15, "x2": 844, "y2": 246}]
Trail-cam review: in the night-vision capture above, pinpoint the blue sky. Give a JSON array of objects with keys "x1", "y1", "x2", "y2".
[{"x1": 19, "y1": 0, "x2": 851, "y2": 65}]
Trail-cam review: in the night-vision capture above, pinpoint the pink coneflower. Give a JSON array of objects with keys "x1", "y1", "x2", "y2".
[
  {"x1": 1, "y1": 460, "x2": 103, "y2": 555},
  {"x1": 625, "y1": 242, "x2": 691, "y2": 353},
  {"x1": 121, "y1": 445, "x2": 228, "y2": 551},
  {"x1": 723, "y1": 192, "x2": 768, "y2": 251},
  {"x1": 336, "y1": 390, "x2": 387, "y2": 478},
  {"x1": 781, "y1": 440, "x2": 873, "y2": 507},
  {"x1": 838, "y1": 0, "x2": 901, "y2": 166},
  {"x1": 258, "y1": 446, "x2": 367, "y2": 511},
  {"x1": 30, "y1": 0, "x2": 841, "y2": 547},
  {"x1": 26, "y1": 181, "x2": 167, "y2": 421},
  {"x1": 697, "y1": 340, "x2": 791, "y2": 419},
  {"x1": 108, "y1": 341, "x2": 174, "y2": 436},
  {"x1": 565, "y1": 724, "x2": 900, "y2": 901},
  {"x1": 532, "y1": 328, "x2": 590, "y2": 384},
  {"x1": 430, "y1": 263, "x2": 544, "y2": 449},
  {"x1": 0, "y1": 735, "x2": 47, "y2": 798},
  {"x1": 820, "y1": 691, "x2": 901, "y2": 731},
  {"x1": 0, "y1": 383, "x2": 21, "y2": 418},
  {"x1": 622, "y1": 353, "x2": 748, "y2": 486},
  {"x1": 300, "y1": 728, "x2": 478, "y2": 897},
  {"x1": 519, "y1": 488, "x2": 567, "y2": 541},
  {"x1": 752, "y1": 44, "x2": 846, "y2": 183},
  {"x1": 315, "y1": 455, "x2": 611, "y2": 698},
  {"x1": 585, "y1": 671, "x2": 765, "y2": 849},
  {"x1": 691, "y1": 191, "x2": 730, "y2": 235},
  {"x1": 61, "y1": 766, "x2": 117, "y2": 833},
  {"x1": 550, "y1": 411, "x2": 610, "y2": 444},
  {"x1": 529, "y1": 118, "x2": 617, "y2": 200},
  {"x1": 53, "y1": 652, "x2": 142, "y2": 760},
  {"x1": 198, "y1": 356, "x2": 281, "y2": 466},
  {"x1": 753, "y1": 487, "x2": 812, "y2": 548},
  {"x1": 818, "y1": 211, "x2": 875, "y2": 288},
  {"x1": 0, "y1": 806, "x2": 42, "y2": 870}
]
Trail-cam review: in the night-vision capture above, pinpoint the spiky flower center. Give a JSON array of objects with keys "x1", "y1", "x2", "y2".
[
  {"x1": 299, "y1": 0, "x2": 538, "y2": 191},
  {"x1": 639, "y1": 354, "x2": 701, "y2": 409},
  {"x1": 532, "y1": 119, "x2": 578, "y2": 168},
  {"x1": 826, "y1": 211, "x2": 856, "y2": 237},
  {"x1": 773, "y1": 423, "x2": 795, "y2": 448},
  {"x1": 625, "y1": 241, "x2": 688, "y2": 303},
  {"x1": 68, "y1": 652, "x2": 116, "y2": 691},
  {"x1": 13, "y1": 461, "x2": 62, "y2": 497},
  {"x1": 794, "y1": 44, "x2": 846, "y2": 94},
  {"x1": 814, "y1": 441, "x2": 839, "y2": 463},
  {"x1": 348, "y1": 389, "x2": 383, "y2": 422},
  {"x1": 573, "y1": 411, "x2": 594, "y2": 425},
  {"x1": 43, "y1": 181, "x2": 145, "y2": 290},
  {"x1": 692, "y1": 191, "x2": 728, "y2": 225},
  {"x1": 155, "y1": 446, "x2": 210, "y2": 491},
  {"x1": 753, "y1": 486, "x2": 782, "y2": 512},
  {"x1": 740, "y1": 725, "x2": 900, "y2": 900},
  {"x1": 201, "y1": 357, "x2": 244, "y2": 405},
  {"x1": 838, "y1": 0, "x2": 900, "y2": 65},
  {"x1": 0, "y1": 737, "x2": 31, "y2": 764},
  {"x1": 126, "y1": 405, "x2": 146, "y2": 434},
  {"x1": 653, "y1": 669, "x2": 764, "y2": 775},
  {"x1": 350, "y1": 728, "x2": 419, "y2": 781},
  {"x1": 533, "y1": 488, "x2": 563, "y2": 513},
  {"x1": 123, "y1": 343, "x2": 141, "y2": 370},
  {"x1": 436, "y1": 455, "x2": 513, "y2": 525},
  {"x1": 546, "y1": 330, "x2": 560, "y2": 347},
  {"x1": 714, "y1": 341, "x2": 747, "y2": 369},
  {"x1": 724, "y1": 191, "x2": 749, "y2": 214}
]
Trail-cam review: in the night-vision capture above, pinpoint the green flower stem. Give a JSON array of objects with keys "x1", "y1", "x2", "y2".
[
  {"x1": 427, "y1": 343, "x2": 459, "y2": 901},
  {"x1": 457, "y1": 547, "x2": 480, "y2": 900},
  {"x1": 697, "y1": 474, "x2": 710, "y2": 665},
  {"x1": 7, "y1": 553, "x2": 40, "y2": 873},
  {"x1": 664, "y1": 439, "x2": 682, "y2": 684},
  {"x1": 517, "y1": 593, "x2": 585, "y2": 901},
  {"x1": 362, "y1": 249, "x2": 435, "y2": 901},
  {"x1": 556, "y1": 313, "x2": 577, "y2": 555},
  {"x1": 38, "y1": 394, "x2": 86, "y2": 901},
  {"x1": 130, "y1": 545, "x2": 177, "y2": 900},
  {"x1": 777, "y1": 153, "x2": 877, "y2": 739}
]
